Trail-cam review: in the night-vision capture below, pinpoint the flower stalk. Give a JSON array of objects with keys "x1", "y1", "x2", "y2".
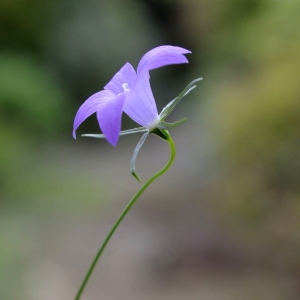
[{"x1": 74, "y1": 130, "x2": 176, "y2": 300}]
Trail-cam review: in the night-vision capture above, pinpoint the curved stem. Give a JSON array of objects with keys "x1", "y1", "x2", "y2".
[{"x1": 74, "y1": 131, "x2": 176, "y2": 300}]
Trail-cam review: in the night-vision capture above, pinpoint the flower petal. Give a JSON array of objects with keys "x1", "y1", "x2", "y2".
[
  {"x1": 123, "y1": 71, "x2": 159, "y2": 128},
  {"x1": 97, "y1": 92, "x2": 126, "y2": 146},
  {"x1": 73, "y1": 90, "x2": 116, "y2": 139},
  {"x1": 104, "y1": 62, "x2": 137, "y2": 95},
  {"x1": 137, "y1": 45, "x2": 191, "y2": 74}
]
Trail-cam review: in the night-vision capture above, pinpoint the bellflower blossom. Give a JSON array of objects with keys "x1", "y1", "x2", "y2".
[
  {"x1": 72, "y1": 46, "x2": 202, "y2": 300},
  {"x1": 73, "y1": 46, "x2": 191, "y2": 146}
]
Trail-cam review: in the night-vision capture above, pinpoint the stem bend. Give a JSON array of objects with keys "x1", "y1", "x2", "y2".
[{"x1": 74, "y1": 130, "x2": 176, "y2": 300}]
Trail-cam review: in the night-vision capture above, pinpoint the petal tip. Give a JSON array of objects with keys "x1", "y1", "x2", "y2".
[
  {"x1": 108, "y1": 136, "x2": 118, "y2": 147},
  {"x1": 72, "y1": 130, "x2": 77, "y2": 139}
]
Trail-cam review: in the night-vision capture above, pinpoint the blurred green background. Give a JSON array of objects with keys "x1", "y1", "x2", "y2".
[{"x1": 1, "y1": 0, "x2": 300, "y2": 299}]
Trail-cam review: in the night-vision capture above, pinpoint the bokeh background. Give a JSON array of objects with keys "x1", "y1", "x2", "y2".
[{"x1": 1, "y1": 0, "x2": 300, "y2": 299}]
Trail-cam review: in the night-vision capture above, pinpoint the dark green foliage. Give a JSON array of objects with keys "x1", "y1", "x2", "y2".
[
  {"x1": 0, "y1": 53, "x2": 69, "y2": 137},
  {"x1": 197, "y1": 0, "x2": 300, "y2": 271}
]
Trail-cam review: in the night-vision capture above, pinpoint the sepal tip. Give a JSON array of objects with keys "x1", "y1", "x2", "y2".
[
  {"x1": 131, "y1": 171, "x2": 141, "y2": 182},
  {"x1": 130, "y1": 132, "x2": 149, "y2": 182}
]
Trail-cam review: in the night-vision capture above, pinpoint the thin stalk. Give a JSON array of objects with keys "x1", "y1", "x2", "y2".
[{"x1": 74, "y1": 130, "x2": 176, "y2": 300}]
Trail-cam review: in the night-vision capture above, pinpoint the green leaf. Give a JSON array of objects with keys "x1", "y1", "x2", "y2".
[
  {"x1": 159, "y1": 77, "x2": 203, "y2": 121},
  {"x1": 131, "y1": 132, "x2": 149, "y2": 181},
  {"x1": 157, "y1": 118, "x2": 187, "y2": 130},
  {"x1": 82, "y1": 127, "x2": 148, "y2": 139}
]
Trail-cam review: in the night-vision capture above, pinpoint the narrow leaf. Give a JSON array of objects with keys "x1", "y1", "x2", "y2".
[
  {"x1": 131, "y1": 132, "x2": 149, "y2": 181},
  {"x1": 82, "y1": 127, "x2": 148, "y2": 139},
  {"x1": 159, "y1": 77, "x2": 203, "y2": 120},
  {"x1": 157, "y1": 118, "x2": 187, "y2": 130}
]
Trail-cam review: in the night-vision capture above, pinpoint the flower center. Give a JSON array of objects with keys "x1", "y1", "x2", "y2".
[{"x1": 122, "y1": 83, "x2": 130, "y2": 92}]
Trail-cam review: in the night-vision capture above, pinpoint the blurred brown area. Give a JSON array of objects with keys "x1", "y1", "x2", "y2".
[{"x1": 1, "y1": 0, "x2": 300, "y2": 299}]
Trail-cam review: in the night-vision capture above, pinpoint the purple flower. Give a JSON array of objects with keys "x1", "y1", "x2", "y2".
[{"x1": 73, "y1": 45, "x2": 191, "y2": 146}]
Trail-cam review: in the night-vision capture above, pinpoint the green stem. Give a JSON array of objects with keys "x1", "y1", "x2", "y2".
[{"x1": 74, "y1": 130, "x2": 176, "y2": 300}]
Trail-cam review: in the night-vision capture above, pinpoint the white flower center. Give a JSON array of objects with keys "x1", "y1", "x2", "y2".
[{"x1": 122, "y1": 83, "x2": 129, "y2": 92}]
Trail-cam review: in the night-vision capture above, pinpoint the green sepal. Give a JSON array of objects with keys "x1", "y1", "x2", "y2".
[
  {"x1": 157, "y1": 118, "x2": 187, "y2": 130},
  {"x1": 82, "y1": 127, "x2": 148, "y2": 139},
  {"x1": 150, "y1": 128, "x2": 169, "y2": 140},
  {"x1": 159, "y1": 77, "x2": 203, "y2": 121},
  {"x1": 131, "y1": 132, "x2": 149, "y2": 181}
]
